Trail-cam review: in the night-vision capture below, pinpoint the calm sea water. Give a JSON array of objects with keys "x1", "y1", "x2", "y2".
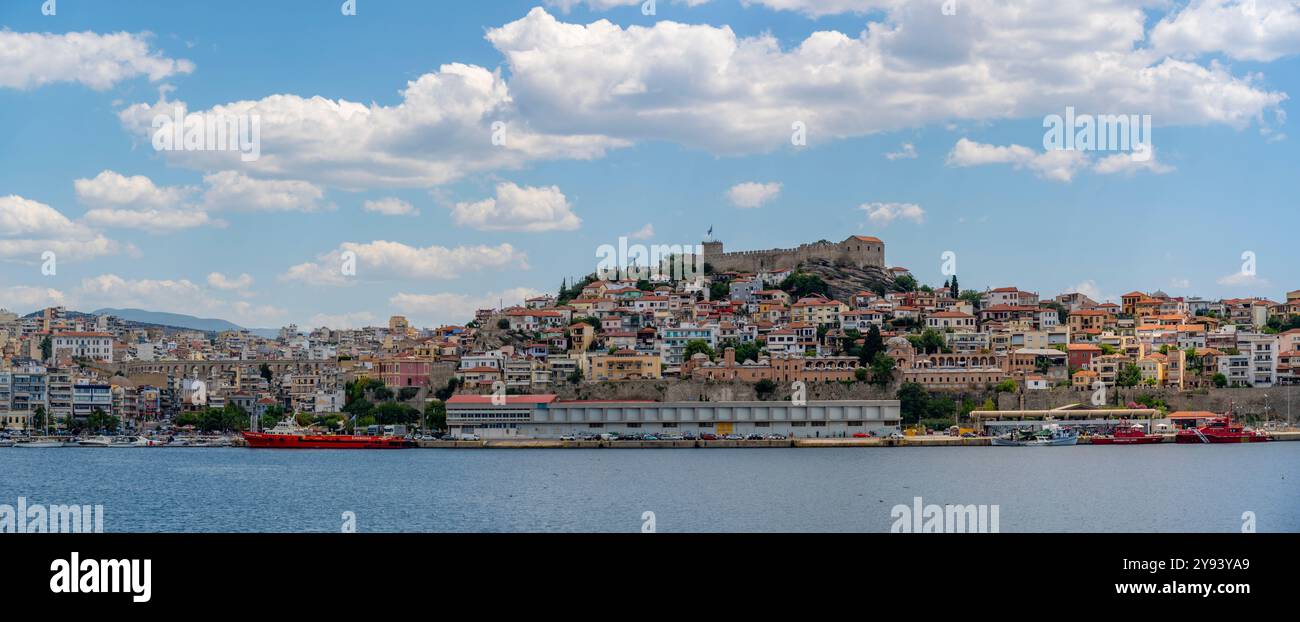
[{"x1": 3, "y1": 444, "x2": 1297, "y2": 532}]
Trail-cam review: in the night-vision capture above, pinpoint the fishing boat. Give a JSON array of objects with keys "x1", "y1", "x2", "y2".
[
  {"x1": 1175, "y1": 411, "x2": 1270, "y2": 444},
  {"x1": 991, "y1": 423, "x2": 1078, "y2": 447},
  {"x1": 1091, "y1": 421, "x2": 1164, "y2": 445},
  {"x1": 242, "y1": 417, "x2": 413, "y2": 449}
]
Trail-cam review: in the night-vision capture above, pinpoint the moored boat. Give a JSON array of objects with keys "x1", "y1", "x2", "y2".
[
  {"x1": 78, "y1": 436, "x2": 115, "y2": 447},
  {"x1": 1175, "y1": 411, "x2": 1270, "y2": 444},
  {"x1": 14, "y1": 439, "x2": 63, "y2": 448},
  {"x1": 1091, "y1": 422, "x2": 1164, "y2": 445},
  {"x1": 992, "y1": 423, "x2": 1078, "y2": 447},
  {"x1": 242, "y1": 418, "x2": 413, "y2": 449}
]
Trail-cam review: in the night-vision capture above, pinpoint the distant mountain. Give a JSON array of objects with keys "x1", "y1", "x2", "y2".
[{"x1": 93, "y1": 308, "x2": 247, "y2": 333}]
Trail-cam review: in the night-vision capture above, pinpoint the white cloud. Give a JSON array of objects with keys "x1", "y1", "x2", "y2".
[
  {"x1": 200, "y1": 171, "x2": 326, "y2": 212},
  {"x1": 1170, "y1": 277, "x2": 1192, "y2": 289},
  {"x1": 1067, "y1": 280, "x2": 1112, "y2": 304},
  {"x1": 118, "y1": 64, "x2": 625, "y2": 189},
  {"x1": 390, "y1": 287, "x2": 545, "y2": 327},
  {"x1": 859, "y1": 202, "x2": 925, "y2": 225},
  {"x1": 740, "y1": 0, "x2": 902, "y2": 17},
  {"x1": 547, "y1": 0, "x2": 713, "y2": 11},
  {"x1": 485, "y1": 6, "x2": 1286, "y2": 156},
  {"x1": 281, "y1": 241, "x2": 529, "y2": 287},
  {"x1": 1092, "y1": 148, "x2": 1176, "y2": 176},
  {"x1": 207, "y1": 272, "x2": 254, "y2": 291},
  {"x1": 0, "y1": 31, "x2": 193, "y2": 90},
  {"x1": 450, "y1": 182, "x2": 581, "y2": 232},
  {"x1": 727, "y1": 182, "x2": 782, "y2": 209},
  {"x1": 1151, "y1": 0, "x2": 1300, "y2": 62},
  {"x1": 363, "y1": 197, "x2": 419, "y2": 217},
  {"x1": 885, "y1": 142, "x2": 917, "y2": 160},
  {"x1": 628, "y1": 223, "x2": 655, "y2": 240},
  {"x1": 82, "y1": 208, "x2": 215, "y2": 233},
  {"x1": 305, "y1": 311, "x2": 378, "y2": 330},
  {"x1": 1217, "y1": 271, "x2": 1270, "y2": 287},
  {"x1": 74, "y1": 170, "x2": 194, "y2": 208},
  {"x1": 946, "y1": 138, "x2": 1091, "y2": 183},
  {"x1": 77, "y1": 273, "x2": 285, "y2": 327},
  {"x1": 2, "y1": 286, "x2": 67, "y2": 312},
  {"x1": 0, "y1": 195, "x2": 122, "y2": 261}
]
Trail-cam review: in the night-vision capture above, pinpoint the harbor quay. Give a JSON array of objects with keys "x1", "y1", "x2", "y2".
[{"x1": 445, "y1": 395, "x2": 902, "y2": 440}]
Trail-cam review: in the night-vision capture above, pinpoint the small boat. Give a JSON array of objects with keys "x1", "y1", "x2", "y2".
[
  {"x1": 78, "y1": 436, "x2": 115, "y2": 447},
  {"x1": 0, "y1": 438, "x2": 15, "y2": 448},
  {"x1": 129, "y1": 437, "x2": 166, "y2": 447},
  {"x1": 992, "y1": 424, "x2": 1078, "y2": 447},
  {"x1": 1091, "y1": 422, "x2": 1164, "y2": 445},
  {"x1": 14, "y1": 439, "x2": 63, "y2": 448},
  {"x1": 1175, "y1": 411, "x2": 1270, "y2": 444},
  {"x1": 243, "y1": 418, "x2": 414, "y2": 449}
]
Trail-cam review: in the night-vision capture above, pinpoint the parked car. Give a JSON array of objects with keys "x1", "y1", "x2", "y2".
[
  {"x1": 700, "y1": 433, "x2": 718, "y2": 441},
  {"x1": 559, "y1": 435, "x2": 577, "y2": 441},
  {"x1": 460, "y1": 433, "x2": 481, "y2": 441},
  {"x1": 888, "y1": 432, "x2": 905, "y2": 440},
  {"x1": 764, "y1": 433, "x2": 787, "y2": 440},
  {"x1": 852, "y1": 432, "x2": 870, "y2": 438}
]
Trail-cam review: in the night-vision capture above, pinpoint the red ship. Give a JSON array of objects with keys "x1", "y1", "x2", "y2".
[
  {"x1": 1174, "y1": 410, "x2": 1271, "y2": 444},
  {"x1": 1091, "y1": 422, "x2": 1164, "y2": 445},
  {"x1": 242, "y1": 418, "x2": 413, "y2": 449}
]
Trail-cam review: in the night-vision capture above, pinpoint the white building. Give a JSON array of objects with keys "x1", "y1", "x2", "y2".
[
  {"x1": 1236, "y1": 333, "x2": 1277, "y2": 387},
  {"x1": 51, "y1": 332, "x2": 114, "y2": 362},
  {"x1": 446, "y1": 395, "x2": 902, "y2": 439}
]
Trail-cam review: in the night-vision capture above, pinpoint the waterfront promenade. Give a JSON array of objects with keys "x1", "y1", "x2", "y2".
[{"x1": 413, "y1": 431, "x2": 1300, "y2": 449}]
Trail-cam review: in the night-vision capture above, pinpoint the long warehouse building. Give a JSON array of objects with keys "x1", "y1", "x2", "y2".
[{"x1": 445, "y1": 395, "x2": 902, "y2": 439}]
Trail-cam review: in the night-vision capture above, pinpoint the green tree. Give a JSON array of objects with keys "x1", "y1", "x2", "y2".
[
  {"x1": 1212, "y1": 373, "x2": 1228, "y2": 388},
  {"x1": 994, "y1": 379, "x2": 1019, "y2": 393},
  {"x1": 959, "y1": 290, "x2": 982, "y2": 311},
  {"x1": 31, "y1": 404, "x2": 47, "y2": 432},
  {"x1": 893, "y1": 274, "x2": 918, "y2": 292},
  {"x1": 754, "y1": 379, "x2": 777, "y2": 399},
  {"x1": 1117, "y1": 363, "x2": 1142, "y2": 388},
  {"x1": 949, "y1": 275, "x2": 960, "y2": 299},
  {"x1": 860, "y1": 324, "x2": 885, "y2": 365},
  {"x1": 259, "y1": 363, "x2": 273, "y2": 382},
  {"x1": 684, "y1": 339, "x2": 716, "y2": 361},
  {"x1": 854, "y1": 367, "x2": 869, "y2": 382},
  {"x1": 779, "y1": 273, "x2": 830, "y2": 299},
  {"x1": 896, "y1": 382, "x2": 928, "y2": 425},
  {"x1": 496, "y1": 318, "x2": 511, "y2": 330},
  {"x1": 424, "y1": 400, "x2": 447, "y2": 432},
  {"x1": 709, "y1": 281, "x2": 730, "y2": 301},
  {"x1": 869, "y1": 352, "x2": 896, "y2": 386},
  {"x1": 40, "y1": 336, "x2": 52, "y2": 361}
]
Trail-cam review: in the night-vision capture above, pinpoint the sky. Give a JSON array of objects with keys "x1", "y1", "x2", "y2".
[{"x1": 1, "y1": 0, "x2": 1297, "y2": 329}]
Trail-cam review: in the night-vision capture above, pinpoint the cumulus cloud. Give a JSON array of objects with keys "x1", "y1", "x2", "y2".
[
  {"x1": 1093, "y1": 148, "x2": 1176, "y2": 176},
  {"x1": 727, "y1": 182, "x2": 782, "y2": 209},
  {"x1": 485, "y1": 6, "x2": 1286, "y2": 156},
  {"x1": 117, "y1": 64, "x2": 625, "y2": 189},
  {"x1": 0, "y1": 31, "x2": 193, "y2": 90},
  {"x1": 77, "y1": 273, "x2": 285, "y2": 326},
  {"x1": 946, "y1": 138, "x2": 1092, "y2": 183},
  {"x1": 628, "y1": 223, "x2": 655, "y2": 240},
  {"x1": 1217, "y1": 271, "x2": 1269, "y2": 287},
  {"x1": 207, "y1": 272, "x2": 254, "y2": 291},
  {"x1": 281, "y1": 241, "x2": 529, "y2": 286},
  {"x1": 199, "y1": 171, "x2": 326, "y2": 212},
  {"x1": 363, "y1": 197, "x2": 419, "y2": 217},
  {"x1": 74, "y1": 170, "x2": 194, "y2": 208},
  {"x1": 1151, "y1": 0, "x2": 1300, "y2": 62},
  {"x1": 859, "y1": 202, "x2": 925, "y2": 225},
  {"x1": 0, "y1": 195, "x2": 122, "y2": 261},
  {"x1": 2, "y1": 285, "x2": 67, "y2": 312},
  {"x1": 390, "y1": 287, "x2": 545, "y2": 327},
  {"x1": 449, "y1": 182, "x2": 581, "y2": 232}
]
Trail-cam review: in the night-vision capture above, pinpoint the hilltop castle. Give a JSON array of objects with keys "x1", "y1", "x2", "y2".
[{"x1": 701, "y1": 236, "x2": 886, "y2": 274}]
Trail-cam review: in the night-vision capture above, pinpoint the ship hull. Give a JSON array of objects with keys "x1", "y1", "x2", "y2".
[
  {"x1": 1091, "y1": 436, "x2": 1163, "y2": 445},
  {"x1": 242, "y1": 432, "x2": 413, "y2": 449},
  {"x1": 1175, "y1": 433, "x2": 1270, "y2": 444}
]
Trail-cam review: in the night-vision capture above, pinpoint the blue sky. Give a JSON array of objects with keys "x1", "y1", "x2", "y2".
[{"x1": 1, "y1": 0, "x2": 1297, "y2": 328}]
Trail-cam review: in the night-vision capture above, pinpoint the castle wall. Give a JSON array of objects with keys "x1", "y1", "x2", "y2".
[{"x1": 704, "y1": 237, "x2": 885, "y2": 274}]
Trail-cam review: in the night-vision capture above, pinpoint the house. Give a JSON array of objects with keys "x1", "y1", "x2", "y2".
[{"x1": 925, "y1": 311, "x2": 976, "y2": 331}]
